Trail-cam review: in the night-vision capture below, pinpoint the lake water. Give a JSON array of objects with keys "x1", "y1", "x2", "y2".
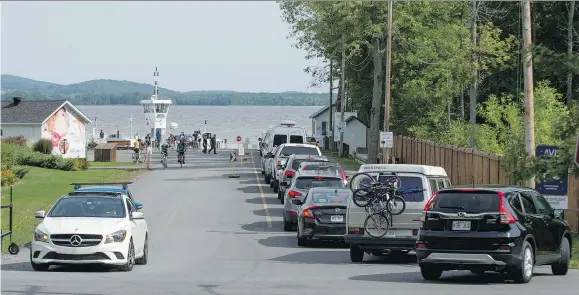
[{"x1": 78, "y1": 105, "x2": 321, "y2": 142}]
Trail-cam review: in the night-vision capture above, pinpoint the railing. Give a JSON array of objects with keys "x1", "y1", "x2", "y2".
[{"x1": 1, "y1": 185, "x2": 20, "y2": 255}]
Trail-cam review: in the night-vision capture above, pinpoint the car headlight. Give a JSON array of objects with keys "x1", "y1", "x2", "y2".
[
  {"x1": 34, "y1": 229, "x2": 49, "y2": 243},
  {"x1": 105, "y1": 230, "x2": 127, "y2": 244}
]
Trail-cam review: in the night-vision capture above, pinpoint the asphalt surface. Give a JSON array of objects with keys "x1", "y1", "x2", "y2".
[{"x1": 2, "y1": 149, "x2": 579, "y2": 295}]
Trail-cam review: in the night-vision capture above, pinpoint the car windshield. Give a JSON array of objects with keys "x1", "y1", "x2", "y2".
[
  {"x1": 311, "y1": 189, "x2": 351, "y2": 205},
  {"x1": 48, "y1": 196, "x2": 126, "y2": 218},
  {"x1": 378, "y1": 175, "x2": 425, "y2": 202},
  {"x1": 302, "y1": 163, "x2": 340, "y2": 176},
  {"x1": 295, "y1": 177, "x2": 345, "y2": 190},
  {"x1": 430, "y1": 191, "x2": 500, "y2": 213},
  {"x1": 279, "y1": 146, "x2": 319, "y2": 157}
]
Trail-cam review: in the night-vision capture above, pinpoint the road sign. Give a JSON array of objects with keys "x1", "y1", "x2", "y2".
[
  {"x1": 236, "y1": 136, "x2": 242, "y2": 142},
  {"x1": 238, "y1": 144, "x2": 245, "y2": 156},
  {"x1": 380, "y1": 131, "x2": 394, "y2": 148},
  {"x1": 575, "y1": 133, "x2": 579, "y2": 168},
  {"x1": 339, "y1": 121, "x2": 347, "y2": 130},
  {"x1": 535, "y1": 145, "x2": 568, "y2": 196},
  {"x1": 229, "y1": 152, "x2": 237, "y2": 162}
]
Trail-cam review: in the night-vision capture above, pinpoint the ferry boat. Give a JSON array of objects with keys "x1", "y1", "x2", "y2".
[{"x1": 140, "y1": 67, "x2": 173, "y2": 142}]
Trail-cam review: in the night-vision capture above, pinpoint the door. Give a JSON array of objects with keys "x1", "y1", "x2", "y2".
[
  {"x1": 126, "y1": 198, "x2": 145, "y2": 254},
  {"x1": 519, "y1": 191, "x2": 555, "y2": 257},
  {"x1": 530, "y1": 192, "x2": 558, "y2": 255}
]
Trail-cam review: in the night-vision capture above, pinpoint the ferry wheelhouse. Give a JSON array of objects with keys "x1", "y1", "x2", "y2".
[{"x1": 140, "y1": 67, "x2": 173, "y2": 141}]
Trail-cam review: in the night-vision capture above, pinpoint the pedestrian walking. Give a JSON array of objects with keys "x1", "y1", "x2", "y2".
[
  {"x1": 208, "y1": 134, "x2": 217, "y2": 154},
  {"x1": 202, "y1": 135, "x2": 208, "y2": 154}
]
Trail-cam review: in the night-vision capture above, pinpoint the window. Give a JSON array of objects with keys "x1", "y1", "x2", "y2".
[
  {"x1": 295, "y1": 177, "x2": 345, "y2": 190},
  {"x1": 126, "y1": 199, "x2": 136, "y2": 214},
  {"x1": 436, "y1": 179, "x2": 449, "y2": 190},
  {"x1": 292, "y1": 159, "x2": 305, "y2": 170},
  {"x1": 429, "y1": 179, "x2": 438, "y2": 195},
  {"x1": 509, "y1": 193, "x2": 524, "y2": 214},
  {"x1": 289, "y1": 135, "x2": 304, "y2": 143},
  {"x1": 279, "y1": 146, "x2": 319, "y2": 156},
  {"x1": 520, "y1": 192, "x2": 537, "y2": 214},
  {"x1": 311, "y1": 189, "x2": 351, "y2": 205},
  {"x1": 378, "y1": 176, "x2": 425, "y2": 202},
  {"x1": 321, "y1": 122, "x2": 327, "y2": 136},
  {"x1": 431, "y1": 191, "x2": 500, "y2": 213},
  {"x1": 273, "y1": 134, "x2": 287, "y2": 146},
  {"x1": 532, "y1": 193, "x2": 553, "y2": 215},
  {"x1": 48, "y1": 197, "x2": 126, "y2": 218}
]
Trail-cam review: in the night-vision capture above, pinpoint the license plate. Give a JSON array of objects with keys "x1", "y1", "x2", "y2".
[
  {"x1": 452, "y1": 220, "x2": 471, "y2": 231},
  {"x1": 330, "y1": 215, "x2": 344, "y2": 222}
]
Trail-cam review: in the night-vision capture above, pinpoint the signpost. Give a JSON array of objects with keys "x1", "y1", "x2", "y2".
[
  {"x1": 380, "y1": 131, "x2": 393, "y2": 148},
  {"x1": 535, "y1": 145, "x2": 568, "y2": 212},
  {"x1": 228, "y1": 151, "x2": 239, "y2": 178}
]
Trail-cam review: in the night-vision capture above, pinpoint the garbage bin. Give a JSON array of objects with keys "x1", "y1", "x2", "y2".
[{"x1": 94, "y1": 143, "x2": 117, "y2": 162}]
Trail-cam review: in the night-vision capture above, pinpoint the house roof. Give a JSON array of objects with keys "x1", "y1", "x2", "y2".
[
  {"x1": 1, "y1": 99, "x2": 92, "y2": 124},
  {"x1": 309, "y1": 105, "x2": 331, "y2": 119},
  {"x1": 345, "y1": 115, "x2": 369, "y2": 128}
]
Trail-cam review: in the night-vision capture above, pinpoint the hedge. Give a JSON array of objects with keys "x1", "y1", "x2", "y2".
[{"x1": 1, "y1": 142, "x2": 89, "y2": 172}]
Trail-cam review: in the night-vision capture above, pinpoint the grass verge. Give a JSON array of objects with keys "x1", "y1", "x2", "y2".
[
  {"x1": 571, "y1": 233, "x2": 579, "y2": 269},
  {"x1": 1, "y1": 166, "x2": 146, "y2": 252},
  {"x1": 321, "y1": 151, "x2": 362, "y2": 172},
  {"x1": 89, "y1": 161, "x2": 140, "y2": 167}
]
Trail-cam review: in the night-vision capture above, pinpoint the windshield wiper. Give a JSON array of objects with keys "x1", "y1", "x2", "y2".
[{"x1": 439, "y1": 206, "x2": 465, "y2": 209}]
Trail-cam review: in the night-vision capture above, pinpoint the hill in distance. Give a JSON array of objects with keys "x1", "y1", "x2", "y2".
[{"x1": 0, "y1": 75, "x2": 328, "y2": 106}]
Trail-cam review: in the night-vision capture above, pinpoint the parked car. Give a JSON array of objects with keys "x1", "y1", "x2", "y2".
[
  {"x1": 345, "y1": 164, "x2": 451, "y2": 263},
  {"x1": 281, "y1": 170, "x2": 346, "y2": 231},
  {"x1": 298, "y1": 161, "x2": 348, "y2": 186},
  {"x1": 260, "y1": 120, "x2": 308, "y2": 174},
  {"x1": 292, "y1": 187, "x2": 352, "y2": 246},
  {"x1": 278, "y1": 154, "x2": 329, "y2": 200},
  {"x1": 30, "y1": 190, "x2": 148, "y2": 271},
  {"x1": 264, "y1": 143, "x2": 322, "y2": 193},
  {"x1": 416, "y1": 185, "x2": 573, "y2": 283},
  {"x1": 72, "y1": 182, "x2": 142, "y2": 210}
]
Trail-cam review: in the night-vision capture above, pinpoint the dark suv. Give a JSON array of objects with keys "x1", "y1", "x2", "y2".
[{"x1": 416, "y1": 186, "x2": 573, "y2": 283}]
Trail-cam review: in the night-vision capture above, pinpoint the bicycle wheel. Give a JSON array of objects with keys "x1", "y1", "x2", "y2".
[
  {"x1": 364, "y1": 212, "x2": 390, "y2": 238},
  {"x1": 386, "y1": 195, "x2": 406, "y2": 215},
  {"x1": 352, "y1": 188, "x2": 373, "y2": 207},
  {"x1": 349, "y1": 172, "x2": 375, "y2": 193}
]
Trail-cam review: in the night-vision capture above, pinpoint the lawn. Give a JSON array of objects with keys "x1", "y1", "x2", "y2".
[
  {"x1": 322, "y1": 151, "x2": 362, "y2": 172},
  {"x1": 1, "y1": 166, "x2": 145, "y2": 252},
  {"x1": 572, "y1": 233, "x2": 579, "y2": 269},
  {"x1": 89, "y1": 161, "x2": 141, "y2": 167}
]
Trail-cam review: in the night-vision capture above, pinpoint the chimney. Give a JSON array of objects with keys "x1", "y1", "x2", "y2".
[{"x1": 13, "y1": 97, "x2": 22, "y2": 106}]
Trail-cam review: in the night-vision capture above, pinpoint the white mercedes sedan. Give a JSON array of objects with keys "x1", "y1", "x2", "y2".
[{"x1": 30, "y1": 191, "x2": 148, "y2": 271}]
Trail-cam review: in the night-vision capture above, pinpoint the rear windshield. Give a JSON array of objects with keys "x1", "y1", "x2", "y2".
[
  {"x1": 311, "y1": 189, "x2": 351, "y2": 205},
  {"x1": 295, "y1": 177, "x2": 345, "y2": 190},
  {"x1": 290, "y1": 135, "x2": 304, "y2": 143},
  {"x1": 292, "y1": 159, "x2": 328, "y2": 170},
  {"x1": 273, "y1": 134, "x2": 287, "y2": 146},
  {"x1": 378, "y1": 175, "x2": 425, "y2": 202},
  {"x1": 279, "y1": 146, "x2": 319, "y2": 157},
  {"x1": 430, "y1": 191, "x2": 500, "y2": 213},
  {"x1": 303, "y1": 164, "x2": 341, "y2": 176}
]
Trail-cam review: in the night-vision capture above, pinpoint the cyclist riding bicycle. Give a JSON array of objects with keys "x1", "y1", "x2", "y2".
[{"x1": 176, "y1": 140, "x2": 185, "y2": 164}]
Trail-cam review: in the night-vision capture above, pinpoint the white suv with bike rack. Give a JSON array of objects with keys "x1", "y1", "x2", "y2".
[{"x1": 344, "y1": 164, "x2": 450, "y2": 262}]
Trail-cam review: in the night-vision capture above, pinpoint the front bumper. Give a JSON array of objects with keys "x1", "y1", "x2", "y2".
[
  {"x1": 31, "y1": 239, "x2": 129, "y2": 266},
  {"x1": 343, "y1": 234, "x2": 417, "y2": 251}
]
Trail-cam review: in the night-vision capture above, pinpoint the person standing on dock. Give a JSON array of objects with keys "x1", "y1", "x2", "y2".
[
  {"x1": 208, "y1": 134, "x2": 217, "y2": 154},
  {"x1": 202, "y1": 135, "x2": 208, "y2": 154},
  {"x1": 99, "y1": 130, "x2": 104, "y2": 140}
]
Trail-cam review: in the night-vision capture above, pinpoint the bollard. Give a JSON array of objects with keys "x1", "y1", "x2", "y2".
[{"x1": 229, "y1": 152, "x2": 239, "y2": 178}]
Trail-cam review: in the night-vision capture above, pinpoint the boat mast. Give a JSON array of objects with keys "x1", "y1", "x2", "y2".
[{"x1": 153, "y1": 67, "x2": 159, "y2": 100}]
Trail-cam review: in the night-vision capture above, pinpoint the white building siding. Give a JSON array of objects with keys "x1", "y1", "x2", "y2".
[
  {"x1": 343, "y1": 119, "x2": 367, "y2": 156},
  {"x1": 1, "y1": 124, "x2": 42, "y2": 142},
  {"x1": 311, "y1": 109, "x2": 357, "y2": 139}
]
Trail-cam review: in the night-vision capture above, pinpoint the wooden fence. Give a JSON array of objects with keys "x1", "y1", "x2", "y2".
[{"x1": 381, "y1": 135, "x2": 579, "y2": 232}]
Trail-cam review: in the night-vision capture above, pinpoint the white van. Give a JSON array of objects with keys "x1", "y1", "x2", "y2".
[
  {"x1": 260, "y1": 120, "x2": 308, "y2": 174},
  {"x1": 344, "y1": 164, "x2": 451, "y2": 262}
]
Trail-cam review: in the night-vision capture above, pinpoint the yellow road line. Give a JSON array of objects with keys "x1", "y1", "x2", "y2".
[{"x1": 250, "y1": 151, "x2": 272, "y2": 228}]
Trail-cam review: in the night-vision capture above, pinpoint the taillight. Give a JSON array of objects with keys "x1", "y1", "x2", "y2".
[
  {"x1": 339, "y1": 168, "x2": 347, "y2": 181},
  {"x1": 285, "y1": 170, "x2": 295, "y2": 176},
  {"x1": 498, "y1": 191, "x2": 517, "y2": 224},
  {"x1": 423, "y1": 191, "x2": 439, "y2": 212},
  {"x1": 288, "y1": 190, "x2": 302, "y2": 198},
  {"x1": 416, "y1": 242, "x2": 426, "y2": 249},
  {"x1": 303, "y1": 206, "x2": 320, "y2": 219}
]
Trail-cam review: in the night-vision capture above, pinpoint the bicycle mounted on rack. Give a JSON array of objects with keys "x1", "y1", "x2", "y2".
[{"x1": 349, "y1": 171, "x2": 425, "y2": 238}]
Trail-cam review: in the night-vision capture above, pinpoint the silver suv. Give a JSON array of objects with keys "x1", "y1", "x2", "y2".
[
  {"x1": 278, "y1": 154, "x2": 328, "y2": 201},
  {"x1": 280, "y1": 170, "x2": 346, "y2": 231}
]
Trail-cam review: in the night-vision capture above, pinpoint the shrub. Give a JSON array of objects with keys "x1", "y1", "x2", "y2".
[
  {"x1": 1, "y1": 143, "x2": 32, "y2": 169},
  {"x1": 1, "y1": 169, "x2": 17, "y2": 187},
  {"x1": 11, "y1": 166, "x2": 29, "y2": 179},
  {"x1": 1, "y1": 136, "x2": 27, "y2": 146},
  {"x1": 74, "y1": 158, "x2": 90, "y2": 171},
  {"x1": 33, "y1": 139, "x2": 53, "y2": 155},
  {"x1": 19, "y1": 152, "x2": 75, "y2": 171}
]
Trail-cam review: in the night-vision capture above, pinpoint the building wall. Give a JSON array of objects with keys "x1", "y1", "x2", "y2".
[
  {"x1": 41, "y1": 104, "x2": 88, "y2": 158},
  {"x1": 311, "y1": 109, "x2": 358, "y2": 139},
  {"x1": 1, "y1": 124, "x2": 42, "y2": 142},
  {"x1": 343, "y1": 119, "x2": 367, "y2": 156}
]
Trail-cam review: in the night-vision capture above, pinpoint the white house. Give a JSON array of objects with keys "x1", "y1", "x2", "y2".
[
  {"x1": 1, "y1": 97, "x2": 92, "y2": 158},
  {"x1": 309, "y1": 105, "x2": 357, "y2": 140},
  {"x1": 342, "y1": 115, "x2": 369, "y2": 156}
]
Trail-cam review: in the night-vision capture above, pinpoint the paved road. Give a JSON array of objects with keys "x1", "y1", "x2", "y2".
[{"x1": 2, "y1": 149, "x2": 579, "y2": 295}]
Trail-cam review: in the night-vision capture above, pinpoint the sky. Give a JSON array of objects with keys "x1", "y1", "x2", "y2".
[{"x1": 0, "y1": 1, "x2": 326, "y2": 93}]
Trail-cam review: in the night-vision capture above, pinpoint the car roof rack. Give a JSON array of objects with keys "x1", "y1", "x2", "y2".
[
  {"x1": 67, "y1": 191, "x2": 122, "y2": 198},
  {"x1": 71, "y1": 182, "x2": 133, "y2": 190}
]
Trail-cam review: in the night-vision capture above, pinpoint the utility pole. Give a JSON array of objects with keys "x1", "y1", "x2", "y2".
[
  {"x1": 522, "y1": 0, "x2": 536, "y2": 188},
  {"x1": 329, "y1": 60, "x2": 334, "y2": 150},
  {"x1": 383, "y1": 0, "x2": 393, "y2": 164},
  {"x1": 469, "y1": 0, "x2": 478, "y2": 149},
  {"x1": 339, "y1": 36, "x2": 346, "y2": 157},
  {"x1": 566, "y1": 0, "x2": 575, "y2": 108}
]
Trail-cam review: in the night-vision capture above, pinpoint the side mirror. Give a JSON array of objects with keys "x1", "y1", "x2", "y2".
[
  {"x1": 258, "y1": 138, "x2": 262, "y2": 142},
  {"x1": 134, "y1": 202, "x2": 143, "y2": 210},
  {"x1": 131, "y1": 212, "x2": 145, "y2": 219},
  {"x1": 35, "y1": 210, "x2": 46, "y2": 219},
  {"x1": 291, "y1": 199, "x2": 303, "y2": 206},
  {"x1": 280, "y1": 181, "x2": 288, "y2": 187}
]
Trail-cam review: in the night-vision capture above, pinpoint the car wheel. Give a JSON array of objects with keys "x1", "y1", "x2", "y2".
[
  {"x1": 551, "y1": 236, "x2": 570, "y2": 276},
  {"x1": 350, "y1": 245, "x2": 364, "y2": 262},
  {"x1": 283, "y1": 220, "x2": 293, "y2": 231},
  {"x1": 264, "y1": 175, "x2": 270, "y2": 184},
  {"x1": 261, "y1": 170, "x2": 265, "y2": 175},
  {"x1": 420, "y1": 265, "x2": 443, "y2": 280},
  {"x1": 118, "y1": 239, "x2": 135, "y2": 272},
  {"x1": 135, "y1": 234, "x2": 148, "y2": 265},
  {"x1": 30, "y1": 249, "x2": 49, "y2": 271},
  {"x1": 510, "y1": 241, "x2": 533, "y2": 283},
  {"x1": 297, "y1": 232, "x2": 308, "y2": 247}
]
